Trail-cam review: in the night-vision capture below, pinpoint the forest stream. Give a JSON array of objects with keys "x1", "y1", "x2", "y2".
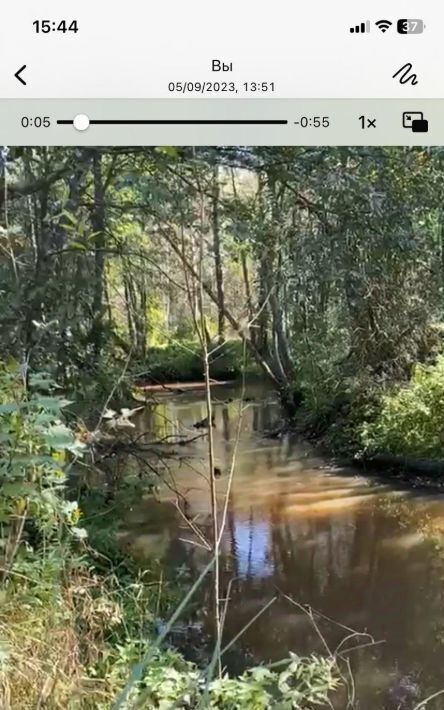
[
  {"x1": 6, "y1": 146, "x2": 444, "y2": 709},
  {"x1": 108, "y1": 383, "x2": 444, "y2": 710}
]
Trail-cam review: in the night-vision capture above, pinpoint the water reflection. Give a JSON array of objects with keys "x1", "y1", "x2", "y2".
[
  {"x1": 233, "y1": 518, "x2": 274, "y2": 579},
  {"x1": 120, "y1": 385, "x2": 444, "y2": 709}
]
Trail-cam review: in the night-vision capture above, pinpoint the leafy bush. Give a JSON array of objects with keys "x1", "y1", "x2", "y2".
[
  {"x1": 140, "y1": 340, "x2": 257, "y2": 384},
  {"x1": 68, "y1": 351, "x2": 134, "y2": 421},
  {"x1": 207, "y1": 655, "x2": 339, "y2": 709},
  {"x1": 360, "y1": 354, "x2": 444, "y2": 458},
  {"x1": 103, "y1": 648, "x2": 339, "y2": 709},
  {"x1": 0, "y1": 362, "x2": 86, "y2": 573}
]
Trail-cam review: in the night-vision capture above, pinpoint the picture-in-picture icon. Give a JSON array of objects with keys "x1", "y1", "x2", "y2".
[{"x1": 403, "y1": 112, "x2": 429, "y2": 132}]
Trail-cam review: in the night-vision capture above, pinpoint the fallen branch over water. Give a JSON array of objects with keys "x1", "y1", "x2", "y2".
[
  {"x1": 134, "y1": 379, "x2": 234, "y2": 393},
  {"x1": 90, "y1": 431, "x2": 206, "y2": 461}
]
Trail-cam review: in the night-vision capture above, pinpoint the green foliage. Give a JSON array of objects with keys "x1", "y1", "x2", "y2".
[
  {"x1": 69, "y1": 352, "x2": 134, "y2": 421},
  {"x1": 208, "y1": 655, "x2": 338, "y2": 709},
  {"x1": 0, "y1": 361, "x2": 85, "y2": 559},
  {"x1": 100, "y1": 647, "x2": 338, "y2": 709},
  {"x1": 142, "y1": 342, "x2": 203, "y2": 383},
  {"x1": 142, "y1": 340, "x2": 256, "y2": 384},
  {"x1": 360, "y1": 355, "x2": 444, "y2": 458},
  {"x1": 3, "y1": 146, "x2": 444, "y2": 434}
]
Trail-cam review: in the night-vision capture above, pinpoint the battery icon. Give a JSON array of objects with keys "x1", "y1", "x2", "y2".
[{"x1": 397, "y1": 19, "x2": 425, "y2": 34}]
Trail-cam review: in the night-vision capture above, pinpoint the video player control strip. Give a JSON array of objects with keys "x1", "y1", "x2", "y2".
[{"x1": 1, "y1": 99, "x2": 444, "y2": 145}]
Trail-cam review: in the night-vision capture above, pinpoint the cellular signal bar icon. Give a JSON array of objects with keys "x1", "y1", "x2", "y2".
[{"x1": 350, "y1": 21, "x2": 370, "y2": 34}]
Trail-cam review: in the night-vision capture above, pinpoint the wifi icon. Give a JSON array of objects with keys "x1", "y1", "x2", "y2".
[{"x1": 375, "y1": 19, "x2": 393, "y2": 33}]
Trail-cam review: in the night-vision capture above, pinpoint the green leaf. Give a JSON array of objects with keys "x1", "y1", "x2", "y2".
[
  {"x1": 68, "y1": 241, "x2": 88, "y2": 250},
  {"x1": 1, "y1": 482, "x2": 30, "y2": 497},
  {"x1": 44, "y1": 424, "x2": 75, "y2": 450},
  {"x1": 32, "y1": 396, "x2": 73, "y2": 411}
]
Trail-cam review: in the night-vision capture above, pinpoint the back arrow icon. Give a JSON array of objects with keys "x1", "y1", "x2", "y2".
[{"x1": 14, "y1": 65, "x2": 27, "y2": 85}]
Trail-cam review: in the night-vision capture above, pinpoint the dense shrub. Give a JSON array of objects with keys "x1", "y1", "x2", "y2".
[
  {"x1": 360, "y1": 355, "x2": 444, "y2": 458},
  {"x1": 106, "y1": 649, "x2": 339, "y2": 709},
  {"x1": 140, "y1": 340, "x2": 257, "y2": 384}
]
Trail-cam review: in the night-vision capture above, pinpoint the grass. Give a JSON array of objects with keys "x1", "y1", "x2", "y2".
[
  {"x1": 0, "y1": 544, "x2": 178, "y2": 709},
  {"x1": 0, "y1": 558, "x2": 106, "y2": 708},
  {"x1": 0, "y1": 551, "x2": 342, "y2": 709}
]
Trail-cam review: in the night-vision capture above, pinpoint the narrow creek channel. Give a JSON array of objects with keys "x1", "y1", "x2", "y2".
[{"x1": 116, "y1": 383, "x2": 444, "y2": 709}]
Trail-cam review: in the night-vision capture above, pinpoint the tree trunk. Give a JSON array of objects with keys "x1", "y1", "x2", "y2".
[
  {"x1": 212, "y1": 165, "x2": 225, "y2": 342},
  {"x1": 91, "y1": 151, "x2": 106, "y2": 363},
  {"x1": 257, "y1": 249, "x2": 270, "y2": 356},
  {"x1": 241, "y1": 250, "x2": 255, "y2": 345},
  {"x1": 124, "y1": 272, "x2": 136, "y2": 344}
]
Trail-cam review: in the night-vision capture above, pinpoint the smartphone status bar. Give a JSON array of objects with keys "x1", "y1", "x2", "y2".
[{"x1": 1, "y1": 2, "x2": 442, "y2": 98}]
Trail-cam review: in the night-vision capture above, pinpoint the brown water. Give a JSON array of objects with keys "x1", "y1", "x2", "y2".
[{"x1": 120, "y1": 384, "x2": 444, "y2": 709}]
